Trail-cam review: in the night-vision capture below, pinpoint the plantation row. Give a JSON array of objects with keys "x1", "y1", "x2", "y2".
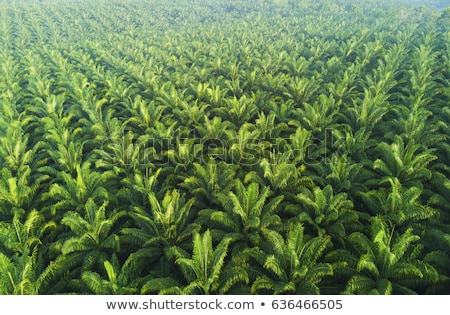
[{"x1": 0, "y1": 0, "x2": 449, "y2": 294}]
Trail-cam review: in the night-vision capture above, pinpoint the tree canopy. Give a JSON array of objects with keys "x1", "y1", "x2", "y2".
[{"x1": 0, "y1": 0, "x2": 449, "y2": 294}]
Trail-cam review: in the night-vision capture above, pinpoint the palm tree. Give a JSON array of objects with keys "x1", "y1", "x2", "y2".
[
  {"x1": 284, "y1": 75, "x2": 319, "y2": 104},
  {"x1": 264, "y1": 99, "x2": 296, "y2": 126},
  {"x1": 253, "y1": 111, "x2": 289, "y2": 142},
  {"x1": 141, "y1": 230, "x2": 234, "y2": 294},
  {"x1": 23, "y1": 60, "x2": 54, "y2": 102},
  {"x1": 123, "y1": 97, "x2": 168, "y2": 134},
  {"x1": 0, "y1": 167, "x2": 49, "y2": 220},
  {"x1": 60, "y1": 199, "x2": 123, "y2": 265},
  {"x1": 286, "y1": 185, "x2": 361, "y2": 245},
  {"x1": 0, "y1": 210, "x2": 57, "y2": 294},
  {"x1": 287, "y1": 126, "x2": 314, "y2": 165},
  {"x1": 340, "y1": 87, "x2": 389, "y2": 134},
  {"x1": 144, "y1": 120, "x2": 179, "y2": 167},
  {"x1": 165, "y1": 137, "x2": 204, "y2": 176},
  {"x1": 309, "y1": 152, "x2": 364, "y2": 194},
  {"x1": 199, "y1": 181, "x2": 284, "y2": 250},
  {"x1": 328, "y1": 126, "x2": 378, "y2": 162},
  {"x1": 423, "y1": 249, "x2": 450, "y2": 294},
  {"x1": 181, "y1": 161, "x2": 238, "y2": 208},
  {"x1": 357, "y1": 177, "x2": 437, "y2": 229},
  {"x1": 92, "y1": 128, "x2": 155, "y2": 176},
  {"x1": 251, "y1": 223, "x2": 333, "y2": 294},
  {"x1": 421, "y1": 228, "x2": 450, "y2": 294},
  {"x1": 155, "y1": 82, "x2": 184, "y2": 109},
  {"x1": 206, "y1": 84, "x2": 225, "y2": 107},
  {"x1": 212, "y1": 94, "x2": 258, "y2": 129},
  {"x1": 81, "y1": 256, "x2": 138, "y2": 294},
  {"x1": 22, "y1": 93, "x2": 73, "y2": 146},
  {"x1": 42, "y1": 198, "x2": 126, "y2": 293},
  {"x1": 328, "y1": 66, "x2": 357, "y2": 107},
  {"x1": 0, "y1": 120, "x2": 35, "y2": 173},
  {"x1": 0, "y1": 210, "x2": 54, "y2": 257},
  {"x1": 120, "y1": 189, "x2": 199, "y2": 282},
  {"x1": 0, "y1": 250, "x2": 47, "y2": 294},
  {"x1": 327, "y1": 218, "x2": 440, "y2": 294},
  {"x1": 40, "y1": 127, "x2": 85, "y2": 176},
  {"x1": 408, "y1": 40, "x2": 438, "y2": 109},
  {"x1": 226, "y1": 123, "x2": 262, "y2": 165},
  {"x1": 43, "y1": 162, "x2": 114, "y2": 217},
  {"x1": 385, "y1": 105, "x2": 442, "y2": 147},
  {"x1": 369, "y1": 135, "x2": 437, "y2": 188},
  {"x1": 120, "y1": 167, "x2": 169, "y2": 207},
  {"x1": 261, "y1": 73, "x2": 289, "y2": 99},
  {"x1": 291, "y1": 93, "x2": 339, "y2": 136},
  {"x1": 195, "y1": 115, "x2": 231, "y2": 141},
  {"x1": 427, "y1": 172, "x2": 450, "y2": 224},
  {"x1": 243, "y1": 151, "x2": 313, "y2": 201},
  {"x1": 173, "y1": 99, "x2": 209, "y2": 128}
]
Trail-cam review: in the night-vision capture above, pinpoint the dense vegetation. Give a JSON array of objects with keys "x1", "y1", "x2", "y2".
[{"x1": 0, "y1": 0, "x2": 449, "y2": 295}]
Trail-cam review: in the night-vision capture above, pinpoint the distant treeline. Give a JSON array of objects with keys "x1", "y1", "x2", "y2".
[{"x1": 398, "y1": 0, "x2": 450, "y2": 10}]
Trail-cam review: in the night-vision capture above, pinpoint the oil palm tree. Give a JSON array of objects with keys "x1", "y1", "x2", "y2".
[
  {"x1": 253, "y1": 111, "x2": 289, "y2": 142},
  {"x1": 0, "y1": 210, "x2": 55, "y2": 257},
  {"x1": 385, "y1": 105, "x2": 442, "y2": 147},
  {"x1": 120, "y1": 188, "x2": 199, "y2": 282},
  {"x1": 264, "y1": 99, "x2": 296, "y2": 125},
  {"x1": 309, "y1": 152, "x2": 364, "y2": 194},
  {"x1": 357, "y1": 177, "x2": 437, "y2": 230},
  {"x1": 194, "y1": 115, "x2": 231, "y2": 141},
  {"x1": 123, "y1": 97, "x2": 168, "y2": 134},
  {"x1": 339, "y1": 87, "x2": 388, "y2": 135},
  {"x1": 0, "y1": 167, "x2": 49, "y2": 220},
  {"x1": 328, "y1": 218, "x2": 440, "y2": 294},
  {"x1": 212, "y1": 94, "x2": 258, "y2": 129},
  {"x1": 181, "y1": 161, "x2": 238, "y2": 208},
  {"x1": 173, "y1": 99, "x2": 210, "y2": 128},
  {"x1": 243, "y1": 151, "x2": 313, "y2": 201},
  {"x1": 22, "y1": 93, "x2": 74, "y2": 147},
  {"x1": 141, "y1": 230, "x2": 234, "y2": 294},
  {"x1": 43, "y1": 161, "x2": 115, "y2": 217},
  {"x1": 58, "y1": 198, "x2": 124, "y2": 270},
  {"x1": 251, "y1": 223, "x2": 333, "y2": 294},
  {"x1": 0, "y1": 208, "x2": 60, "y2": 294},
  {"x1": 0, "y1": 120, "x2": 36, "y2": 173},
  {"x1": 421, "y1": 227, "x2": 450, "y2": 294},
  {"x1": 40, "y1": 127, "x2": 85, "y2": 176},
  {"x1": 199, "y1": 181, "x2": 284, "y2": 250},
  {"x1": 427, "y1": 171, "x2": 450, "y2": 224},
  {"x1": 369, "y1": 135, "x2": 437, "y2": 189},
  {"x1": 286, "y1": 185, "x2": 361, "y2": 245},
  {"x1": 0, "y1": 249, "x2": 50, "y2": 294},
  {"x1": 283, "y1": 76, "x2": 319, "y2": 105},
  {"x1": 226, "y1": 123, "x2": 262, "y2": 166},
  {"x1": 81, "y1": 256, "x2": 138, "y2": 294},
  {"x1": 290, "y1": 93, "x2": 339, "y2": 135}
]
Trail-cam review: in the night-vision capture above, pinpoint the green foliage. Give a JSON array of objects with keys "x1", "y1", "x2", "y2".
[
  {"x1": 43, "y1": 162, "x2": 114, "y2": 217},
  {"x1": 82, "y1": 257, "x2": 138, "y2": 294},
  {"x1": 251, "y1": 223, "x2": 333, "y2": 294},
  {"x1": 141, "y1": 230, "x2": 233, "y2": 294},
  {"x1": 56, "y1": 199, "x2": 124, "y2": 272},
  {"x1": 0, "y1": 0, "x2": 448, "y2": 295},
  {"x1": 181, "y1": 161, "x2": 238, "y2": 207},
  {"x1": 357, "y1": 177, "x2": 438, "y2": 228},
  {"x1": 199, "y1": 181, "x2": 284, "y2": 250},
  {"x1": 327, "y1": 218, "x2": 440, "y2": 294},
  {"x1": 286, "y1": 185, "x2": 361, "y2": 244},
  {"x1": 370, "y1": 135, "x2": 437, "y2": 188}
]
